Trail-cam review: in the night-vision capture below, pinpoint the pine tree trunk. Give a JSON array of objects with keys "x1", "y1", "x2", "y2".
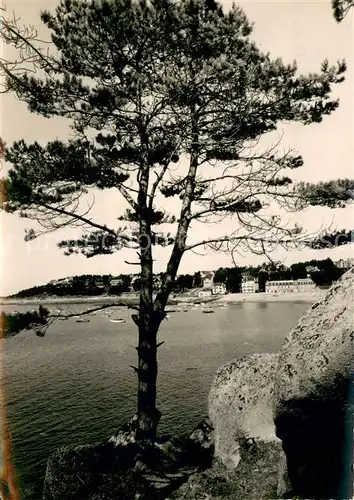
[
  {"x1": 136, "y1": 312, "x2": 161, "y2": 445},
  {"x1": 135, "y1": 197, "x2": 161, "y2": 445}
]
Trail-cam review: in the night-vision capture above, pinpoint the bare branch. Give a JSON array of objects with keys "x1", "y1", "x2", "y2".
[
  {"x1": 49, "y1": 302, "x2": 139, "y2": 320},
  {"x1": 32, "y1": 200, "x2": 118, "y2": 237},
  {"x1": 184, "y1": 234, "x2": 302, "y2": 252}
]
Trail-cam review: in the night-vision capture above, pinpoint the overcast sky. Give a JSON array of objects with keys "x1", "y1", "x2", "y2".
[{"x1": 1, "y1": 0, "x2": 353, "y2": 296}]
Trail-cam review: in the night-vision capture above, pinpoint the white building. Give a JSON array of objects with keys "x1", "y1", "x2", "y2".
[
  {"x1": 212, "y1": 283, "x2": 226, "y2": 295},
  {"x1": 266, "y1": 276, "x2": 316, "y2": 294},
  {"x1": 336, "y1": 258, "x2": 354, "y2": 269},
  {"x1": 198, "y1": 289, "x2": 213, "y2": 298},
  {"x1": 241, "y1": 276, "x2": 259, "y2": 293},
  {"x1": 110, "y1": 278, "x2": 123, "y2": 287},
  {"x1": 294, "y1": 277, "x2": 317, "y2": 292},
  {"x1": 50, "y1": 277, "x2": 73, "y2": 286},
  {"x1": 202, "y1": 271, "x2": 214, "y2": 289},
  {"x1": 265, "y1": 280, "x2": 295, "y2": 294}
]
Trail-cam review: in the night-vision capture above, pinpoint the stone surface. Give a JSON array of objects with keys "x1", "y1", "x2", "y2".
[
  {"x1": 208, "y1": 353, "x2": 280, "y2": 469},
  {"x1": 274, "y1": 267, "x2": 354, "y2": 499},
  {"x1": 167, "y1": 439, "x2": 287, "y2": 500},
  {"x1": 43, "y1": 416, "x2": 214, "y2": 500}
]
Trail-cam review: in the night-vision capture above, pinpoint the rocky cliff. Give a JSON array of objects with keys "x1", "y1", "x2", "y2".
[{"x1": 206, "y1": 267, "x2": 354, "y2": 499}]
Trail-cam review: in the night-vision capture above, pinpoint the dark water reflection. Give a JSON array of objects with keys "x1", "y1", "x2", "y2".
[{"x1": 2, "y1": 301, "x2": 310, "y2": 499}]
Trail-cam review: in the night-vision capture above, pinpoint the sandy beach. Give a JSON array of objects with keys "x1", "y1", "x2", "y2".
[{"x1": 216, "y1": 291, "x2": 325, "y2": 304}]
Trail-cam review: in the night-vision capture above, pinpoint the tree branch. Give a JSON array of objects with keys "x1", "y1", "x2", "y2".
[
  {"x1": 49, "y1": 302, "x2": 139, "y2": 319},
  {"x1": 116, "y1": 183, "x2": 138, "y2": 211},
  {"x1": 184, "y1": 234, "x2": 303, "y2": 252},
  {"x1": 32, "y1": 200, "x2": 118, "y2": 237}
]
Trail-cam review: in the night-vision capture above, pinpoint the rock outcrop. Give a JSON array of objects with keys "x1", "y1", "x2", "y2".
[
  {"x1": 43, "y1": 416, "x2": 214, "y2": 500},
  {"x1": 274, "y1": 267, "x2": 354, "y2": 499},
  {"x1": 208, "y1": 353, "x2": 280, "y2": 469},
  {"x1": 167, "y1": 439, "x2": 286, "y2": 500}
]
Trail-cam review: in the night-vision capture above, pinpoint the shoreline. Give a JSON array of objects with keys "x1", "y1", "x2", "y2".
[
  {"x1": 215, "y1": 291, "x2": 325, "y2": 304},
  {"x1": 0, "y1": 291, "x2": 325, "y2": 307},
  {"x1": 0, "y1": 294, "x2": 217, "y2": 307}
]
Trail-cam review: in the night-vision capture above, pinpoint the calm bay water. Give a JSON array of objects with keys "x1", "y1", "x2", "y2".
[{"x1": 2, "y1": 301, "x2": 310, "y2": 499}]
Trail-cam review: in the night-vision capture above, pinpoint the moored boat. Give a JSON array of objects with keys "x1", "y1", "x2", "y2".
[{"x1": 76, "y1": 317, "x2": 90, "y2": 323}]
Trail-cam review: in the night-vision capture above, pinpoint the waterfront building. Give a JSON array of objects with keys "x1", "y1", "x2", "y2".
[
  {"x1": 241, "y1": 276, "x2": 259, "y2": 293},
  {"x1": 265, "y1": 280, "x2": 295, "y2": 294},
  {"x1": 110, "y1": 278, "x2": 123, "y2": 287},
  {"x1": 212, "y1": 283, "x2": 227, "y2": 295},
  {"x1": 266, "y1": 275, "x2": 316, "y2": 293},
  {"x1": 295, "y1": 277, "x2": 317, "y2": 292},
  {"x1": 201, "y1": 271, "x2": 215, "y2": 289}
]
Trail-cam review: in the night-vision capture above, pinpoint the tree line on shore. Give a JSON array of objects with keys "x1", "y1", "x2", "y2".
[{"x1": 10, "y1": 257, "x2": 349, "y2": 299}]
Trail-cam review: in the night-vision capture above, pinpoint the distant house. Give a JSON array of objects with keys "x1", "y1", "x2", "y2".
[
  {"x1": 212, "y1": 283, "x2": 226, "y2": 295},
  {"x1": 294, "y1": 276, "x2": 316, "y2": 292},
  {"x1": 336, "y1": 258, "x2": 354, "y2": 269},
  {"x1": 110, "y1": 278, "x2": 123, "y2": 287},
  {"x1": 52, "y1": 277, "x2": 73, "y2": 287},
  {"x1": 198, "y1": 289, "x2": 213, "y2": 298},
  {"x1": 241, "y1": 276, "x2": 259, "y2": 293},
  {"x1": 201, "y1": 271, "x2": 214, "y2": 289},
  {"x1": 95, "y1": 279, "x2": 105, "y2": 289}
]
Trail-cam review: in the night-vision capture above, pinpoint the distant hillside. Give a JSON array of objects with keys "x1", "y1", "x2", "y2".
[{"x1": 9, "y1": 274, "x2": 135, "y2": 299}]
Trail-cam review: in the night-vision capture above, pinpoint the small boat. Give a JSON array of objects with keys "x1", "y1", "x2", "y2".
[
  {"x1": 76, "y1": 317, "x2": 90, "y2": 323},
  {"x1": 202, "y1": 309, "x2": 214, "y2": 314},
  {"x1": 109, "y1": 319, "x2": 125, "y2": 324}
]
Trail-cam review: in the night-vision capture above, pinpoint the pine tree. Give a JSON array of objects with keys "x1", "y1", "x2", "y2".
[
  {"x1": 1, "y1": 0, "x2": 353, "y2": 445},
  {"x1": 332, "y1": 0, "x2": 354, "y2": 21}
]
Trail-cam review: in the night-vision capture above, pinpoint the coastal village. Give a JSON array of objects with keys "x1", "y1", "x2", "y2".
[{"x1": 39, "y1": 257, "x2": 354, "y2": 300}]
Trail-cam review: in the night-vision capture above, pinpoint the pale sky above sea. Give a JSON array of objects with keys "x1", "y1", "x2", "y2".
[{"x1": 0, "y1": 0, "x2": 354, "y2": 296}]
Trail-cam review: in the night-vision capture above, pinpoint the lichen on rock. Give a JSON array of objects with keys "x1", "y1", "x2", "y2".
[{"x1": 208, "y1": 352, "x2": 280, "y2": 469}]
